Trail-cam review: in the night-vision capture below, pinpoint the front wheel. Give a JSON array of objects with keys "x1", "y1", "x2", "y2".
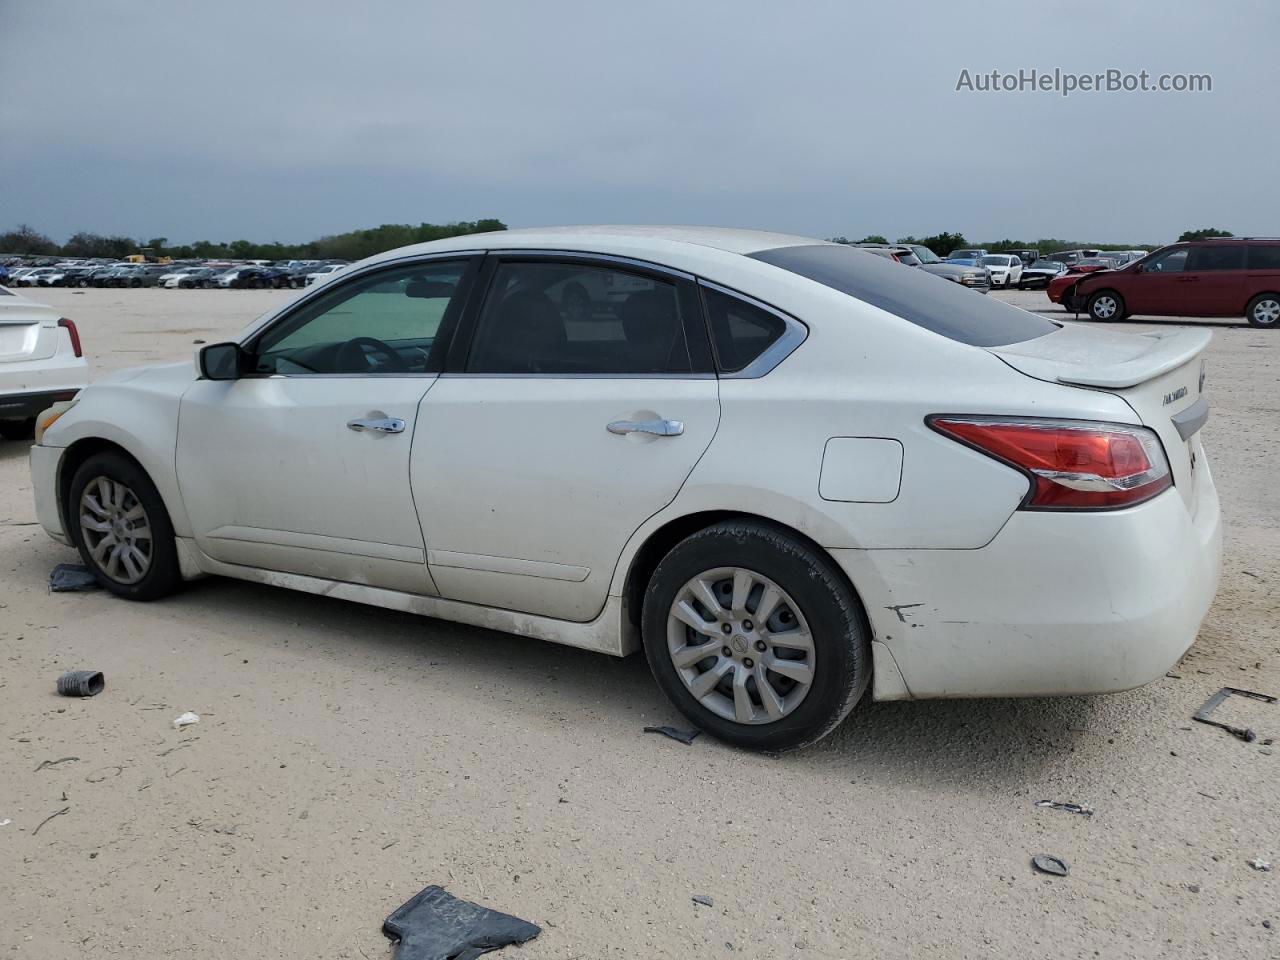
[
  {"x1": 68, "y1": 451, "x2": 181, "y2": 601},
  {"x1": 1087, "y1": 289, "x2": 1125, "y2": 321},
  {"x1": 1246, "y1": 293, "x2": 1280, "y2": 328},
  {"x1": 641, "y1": 520, "x2": 871, "y2": 751}
]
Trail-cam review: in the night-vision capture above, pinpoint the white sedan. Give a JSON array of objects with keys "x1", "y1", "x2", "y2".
[
  {"x1": 981, "y1": 254, "x2": 1024, "y2": 288},
  {"x1": 28, "y1": 226, "x2": 1221, "y2": 750},
  {"x1": 1, "y1": 286, "x2": 87, "y2": 439}
]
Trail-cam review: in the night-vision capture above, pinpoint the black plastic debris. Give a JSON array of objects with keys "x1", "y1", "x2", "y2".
[
  {"x1": 1192, "y1": 687, "x2": 1276, "y2": 742},
  {"x1": 49, "y1": 563, "x2": 99, "y2": 593},
  {"x1": 1031, "y1": 855, "x2": 1070, "y2": 877},
  {"x1": 1035, "y1": 800, "x2": 1093, "y2": 817},
  {"x1": 692, "y1": 895, "x2": 714, "y2": 907},
  {"x1": 644, "y1": 725, "x2": 700, "y2": 745},
  {"x1": 382, "y1": 885, "x2": 541, "y2": 960},
  {"x1": 57, "y1": 670, "x2": 105, "y2": 697}
]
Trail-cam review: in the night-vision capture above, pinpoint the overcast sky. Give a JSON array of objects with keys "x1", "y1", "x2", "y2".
[{"x1": 2, "y1": 1, "x2": 1275, "y2": 245}]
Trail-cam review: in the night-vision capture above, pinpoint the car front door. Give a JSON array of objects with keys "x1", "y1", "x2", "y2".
[
  {"x1": 176, "y1": 256, "x2": 478, "y2": 594},
  {"x1": 1122, "y1": 246, "x2": 1190, "y2": 315},
  {"x1": 411, "y1": 254, "x2": 720, "y2": 622}
]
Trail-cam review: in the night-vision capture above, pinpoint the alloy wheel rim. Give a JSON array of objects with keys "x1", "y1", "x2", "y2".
[
  {"x1": 666, "y1": 566, "x2": 815, "y2": 725},
  {"x1": 1094, "y1": 296, "x2": 1117, "y2": 318},
  {"x1": 78, "y1": 476, "x2": 153, "y2": 584},
  {"x1": 1255, "y1": 299, "x2": 1280, "y2": 325}
]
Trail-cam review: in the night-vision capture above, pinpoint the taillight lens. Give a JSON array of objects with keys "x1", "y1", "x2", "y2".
[
  {"x1": 58, "y1": 318, "x2": 82, "y2": 357},
  {"x1": 931, "y1": 416, "x2": 1172, "y2": 509}
]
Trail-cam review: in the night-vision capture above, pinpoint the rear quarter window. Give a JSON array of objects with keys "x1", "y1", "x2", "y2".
[
  {"x1": 749, "y1": 244, "x2": 1058, "y2": 347},
  {"x1": 1247, "y1": 245, "x2": 1280, "y2": 271}
]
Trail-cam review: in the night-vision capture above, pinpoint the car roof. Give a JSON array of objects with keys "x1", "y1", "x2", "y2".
[{"x1": 361, "y1": 224, "x2": 824, "y2": 269}]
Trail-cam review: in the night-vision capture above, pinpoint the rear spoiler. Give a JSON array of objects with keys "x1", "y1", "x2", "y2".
[
  {"x1": 1056, "y1": 329, "x2": 1211, "y2": 388},
  {"x1": 993, "y1": 327, "x2": 1212, "y2": 389}
]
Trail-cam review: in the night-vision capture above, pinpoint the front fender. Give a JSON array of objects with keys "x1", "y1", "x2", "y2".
[{"x1": 43, "y1": 376, "x2": 192, "y2": 537}]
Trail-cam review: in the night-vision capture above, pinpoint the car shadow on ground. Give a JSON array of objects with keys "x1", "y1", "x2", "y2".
[
  {"x1": 0, "y1": 437, "x2": 34, "y2": 466},
  {"x1": 166, "y1": 574, "x2": 1100, "y2": 790}
]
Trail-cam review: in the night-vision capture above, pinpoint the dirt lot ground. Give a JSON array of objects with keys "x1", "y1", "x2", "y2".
[{"x1": 2, "y1": 286, "x2": 1277, "y2": 959}]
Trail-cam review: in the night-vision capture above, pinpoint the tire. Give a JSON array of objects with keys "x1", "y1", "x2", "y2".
[
  {"x1": 130, "y1": 278, "x2": 142, "y2": 288},
  {"x1": 67, "y1": 451, "x2": 181, "y2": 601},
  {"x1": 641, "y1": 519, "x2": 871, "y2": 751},
  {"x1": 1086, "y1": 289, "x2": 1124, "y2": 322},
  {"x1": 0, "y1": 418, "x2": 35, "y2": 441},
  {"x1": 1246, "y1": 293, "x2": 1280, "y2": 329}
]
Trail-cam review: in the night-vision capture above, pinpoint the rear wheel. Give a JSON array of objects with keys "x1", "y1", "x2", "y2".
[
  {"x1": 1087, "y1": 290, "x2": 1125, "y2": 321},
  {"x1": 1246, "y1": 293, "x2": 1280, "y2": 328},
  {"x1": 68, "y1": 452, "x2": 181, "y2": 601},
  {"x1": 641, "y1": 520, "x2": 870, "y2": 751}
]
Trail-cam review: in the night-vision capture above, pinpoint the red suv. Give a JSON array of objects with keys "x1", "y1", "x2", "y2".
[{"x1": 1049, "y1": 238, "x2": 1280, "y2": 328}]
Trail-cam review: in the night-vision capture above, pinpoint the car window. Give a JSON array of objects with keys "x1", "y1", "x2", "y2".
[
  {"x1": 750, "y1": 244, "x2": 1057, "y2": 347},
  {"x1": 253, "y1": 261, "x2": 467, "y2": 375},
  {"x1": 1187, "y1": 245, "x2": 1245, "y2": 272},
  {"x1": 1144, "y1": 248, "x2": 1189, "y2": 273},
  {"x1": 701, "y1": 287, "x2": 789, "y2": 373},
  {"x1": 466, "y1": 261, "x2": 694, "y2": 375},
  {"x1": 1247, "y1": 245, "x2": 1280, "y2": 271}
]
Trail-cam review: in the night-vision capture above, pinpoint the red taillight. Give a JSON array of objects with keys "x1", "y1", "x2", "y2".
[
  {"x1": 931, "y1": 417, "x2": 1172, "y2": 509},
  {"x1": 58, "y1": 318, "x2": 82, "y2": 357}
]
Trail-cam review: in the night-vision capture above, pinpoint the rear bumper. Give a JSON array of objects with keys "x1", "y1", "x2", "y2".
[
  {"x1": 0, "y1": 386, "x2": 80, "y2": 420},
  {"x1": 836, "y1": 467, "x2": 1222, "y2": 699},
  {"x1": 30, "y1": 442, "x2": 69, "y2": 544}
]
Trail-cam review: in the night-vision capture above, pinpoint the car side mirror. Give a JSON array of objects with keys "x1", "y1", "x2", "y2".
[{"x1": 198, "y1": 342, "x2": 246, "y2": 380}]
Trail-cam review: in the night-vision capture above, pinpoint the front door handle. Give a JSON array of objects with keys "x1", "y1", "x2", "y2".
[
  {"x1": 607, "y1": 418, "x2": 684, "y2": 437},
  {"x1": 347, "y1": 417, "x2": 406, "y2": 434}
]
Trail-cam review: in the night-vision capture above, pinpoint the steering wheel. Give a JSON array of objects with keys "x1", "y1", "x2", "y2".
[{"x1": 335, "y1": 336, "x2": 408, "y2": 373}]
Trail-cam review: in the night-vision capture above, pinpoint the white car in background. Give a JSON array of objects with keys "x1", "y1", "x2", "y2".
[
  {"x1": 0, "y1": 287, "x2": 87, "y2": 440},
  {"x1": 305, "y1": 263, "x2": 347, "y2": 286},
  {"x1": 27, "y1": 226, "x2": 1221, "y2": 750},
  {"x1": 981, "y1": 254, "x2": 1023, "y2": 288}
]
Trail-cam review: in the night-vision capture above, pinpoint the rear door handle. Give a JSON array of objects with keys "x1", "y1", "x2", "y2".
[
  {"x1": 347, "y1": 417, "x2": 406, "y2": 434},
  {"x1": 607, "y1": 418, "x2": 684, "y2": 437}
]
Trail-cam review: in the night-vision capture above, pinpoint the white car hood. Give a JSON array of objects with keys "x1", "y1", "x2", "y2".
[{"x1": 93, "y1": 360, "x2": 197, "y2": 391}]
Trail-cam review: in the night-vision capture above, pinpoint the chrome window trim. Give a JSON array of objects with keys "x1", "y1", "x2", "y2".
[
  {"x1": 697, "y1": 280, "x2": 808, "y2": 379},
  {"x1": 484, "y1": 248, "x2": 696, "y2": 282},
  {"x1": 237, "y1": 250, "x2": 485, "y2": 344},
  {"x1": 439, "y1": 372, "x2": 716, "y2": 380}
]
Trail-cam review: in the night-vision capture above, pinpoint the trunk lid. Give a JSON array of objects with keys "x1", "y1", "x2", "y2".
[
  {"x1": 990, "y1": 324, "x2": 1211, "y2": 512},
  {"x1": 0, "y1": 297, "x2": 61, "y2": 363}
]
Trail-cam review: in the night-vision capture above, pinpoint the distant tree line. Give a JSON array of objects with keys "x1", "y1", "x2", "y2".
[{"x1": 0, "y1": 219, "x2": 507, "y2": 260}]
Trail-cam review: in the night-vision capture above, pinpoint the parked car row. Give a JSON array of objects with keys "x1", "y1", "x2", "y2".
[
  {"x1": 0, "y1": 257, "x2": 350, "y2": 290},
  {"x1": 1048, "y1": 237, "x2": 1280, "y2": 328}
]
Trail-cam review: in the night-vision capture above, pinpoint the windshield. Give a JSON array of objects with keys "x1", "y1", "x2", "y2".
[
  {"x1": 1029, "y1": 259, "x2": 1060, "y2": 270},
  {"x1": 981, "y1": 256, "x2": 1010, "y2": 266},
  {"x1": 750, "y1": 244, "x2": 1058, "y2": 347},
  {"x1": 910, "y1": 246, "x2": 941, "y2": 263}
]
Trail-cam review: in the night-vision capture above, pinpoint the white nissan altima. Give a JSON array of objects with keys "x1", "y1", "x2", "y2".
[{"x1": 29, "y1": 226, "x2": 1221, "y2": 750}]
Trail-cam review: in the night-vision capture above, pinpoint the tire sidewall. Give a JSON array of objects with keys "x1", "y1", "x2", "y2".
[
  {"x1": 1247, "y1": 294, "x2": 1280, "y2": 328},
  {"x1": 1088, "y1": 289, "x2": 1123, "y2": 321},
  {"x1": 68, "y1": 452, "x2": 181, "y2": 600},
  {"x1": 641, "y1": 521, "x2": 870, "y2": 751}
]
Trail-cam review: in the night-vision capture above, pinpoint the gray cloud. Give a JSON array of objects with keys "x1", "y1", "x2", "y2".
[{"x1": 1, "y1": 0, "x2": 1275, "y2": 244}]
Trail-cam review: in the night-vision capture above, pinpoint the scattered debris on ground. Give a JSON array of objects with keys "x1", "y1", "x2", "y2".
[
  {"x1": 32, "y1": 806, "x2": 70, "y2": 836},
  {"x1": 34, "y1": 756, "x2": 79, "y2": 772},
  {"x1": 1031, "y1": 855, "x2": 1070, "y2": 877},
  {"x1": 1192, "y1": 687, "x2": 1276, "y2": 742},
  {"x1": 644, "y1": 725, "x2": 700, "y2": 745},
  {"x1": 381, "y1": 885, "x2": 541, "y2": 960},
  {"x1": 692, "y1": 895, "x2": 714, "y2": 907},
  {"x1": 1035, "y1": 800, "x2": 1093, "y2": 817},
  {"x1": 49, "y1": 563, "x2": 99, "y2": 592},
  {"x1": 172, "y1": 712, "x2": 200, "y2": 729},
  {"x1": 1248, "y1": 858, "x2": 1272, "y2": 872},
  {"x1": 57, "y1": 669, "x2": 105, "y2": 697}
]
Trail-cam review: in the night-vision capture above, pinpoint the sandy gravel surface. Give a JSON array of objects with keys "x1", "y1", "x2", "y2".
[{"x1": 1, "y1": 287, "x2": 1276, "y2": 959}]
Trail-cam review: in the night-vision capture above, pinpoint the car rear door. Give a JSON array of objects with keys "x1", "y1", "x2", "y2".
[
  {"x1": 1181, "y1": 244, "x2": 1246, "y2": 315},
  {"x1": 411, "y1": 253, "x2": 720, "y2": 623}
]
